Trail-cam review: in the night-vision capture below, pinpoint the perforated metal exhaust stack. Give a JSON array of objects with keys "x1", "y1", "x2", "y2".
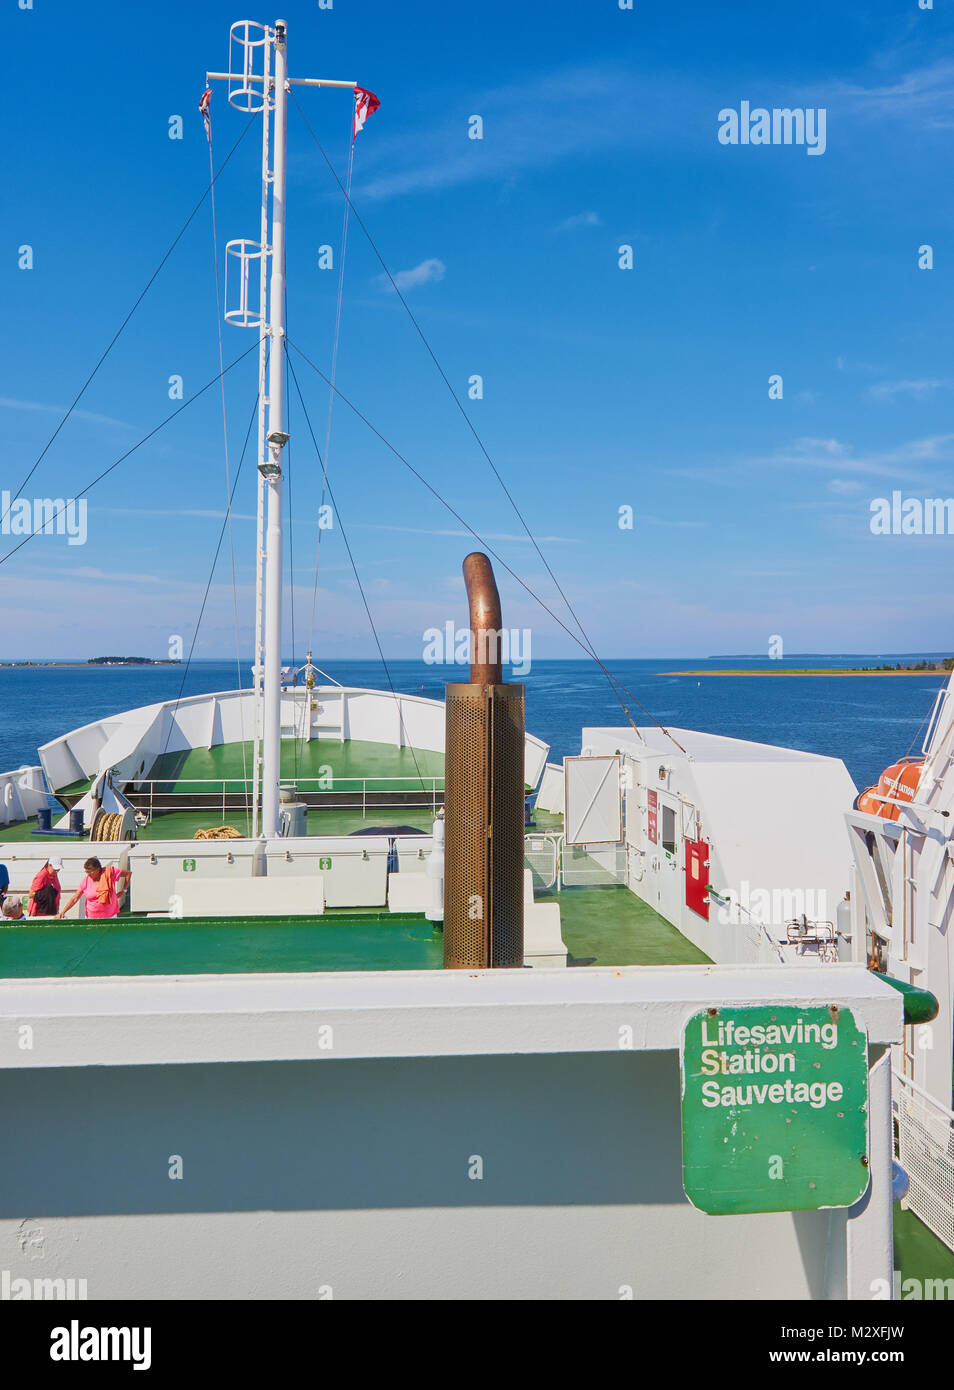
[{"x1": 443, "y1": 553, "x2": 525, "y2": 969}]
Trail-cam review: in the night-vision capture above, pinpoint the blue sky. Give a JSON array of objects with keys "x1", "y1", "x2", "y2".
[{"x1": 2, "y1": 0, "x2": 953, "y2": 660}]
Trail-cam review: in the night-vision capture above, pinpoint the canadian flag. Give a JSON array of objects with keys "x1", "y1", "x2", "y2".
[
  {"x1": 199, "y1": 86, "x2": 213, "y2": 141},
  {"x1": 352, "y1": 87, "x2": 380, "y2": 141}
]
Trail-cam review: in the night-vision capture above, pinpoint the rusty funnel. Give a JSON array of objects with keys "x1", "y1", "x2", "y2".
[{"x1": 443, "y1": 552, "x2": 525, "y2": 969}]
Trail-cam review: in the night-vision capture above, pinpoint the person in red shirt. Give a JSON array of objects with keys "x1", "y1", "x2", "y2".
[
  {"x1": 57, "y1": 857, "x2": 131, "y2": 920},
  {"x1": 28, "y1": 857, "x2": 62, "y2": 916}
]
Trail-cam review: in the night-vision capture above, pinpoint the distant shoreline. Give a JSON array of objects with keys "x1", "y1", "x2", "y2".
[
  {"x1": 0, "y1": 662, "x2": 183, "y2": 670},
  {"x1": 662, "y1": 669, "x2": 950, "y2": 678}
]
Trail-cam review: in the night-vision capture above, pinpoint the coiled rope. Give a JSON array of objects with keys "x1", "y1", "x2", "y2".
[{"x1": 91, "y1": 811, "x2": 125, "y2": 842}]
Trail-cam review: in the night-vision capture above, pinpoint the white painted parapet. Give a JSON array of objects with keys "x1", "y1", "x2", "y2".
[
  {"x1": 34, "y1": 687, "x2": 550, "y2": 797},
  {"x1": 0, "y1": 963, "x2": 900, "y2": 1300},
  {"x1": 0, "y1": 766, "x2": 48, "y2": 827},
  {"x1": 386, "y1": 874, "x2": 431, "y2": 913},
  {"x1": 0, "y1": 843, "x2": 129, "y2": 904},
  {"x1": 581, "y1": 726, "x2": 857, "y2": 967},
  {"x1": 266, "y1": 836, "x2": 390, "y2": 908},
  {"x1": 536, "y1": 762, "x2": 565, "y2": 815},
  {"x1": 523, "y1": 902, "x2": 568, "y2": 967},
  {"x1": 173, "y1": 875, "x2": 325, "y2": 917},
  {"x1": 128, "y1": 839, "x2": 260, "y2": 914}
]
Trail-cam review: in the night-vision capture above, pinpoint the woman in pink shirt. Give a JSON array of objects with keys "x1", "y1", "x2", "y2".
[
  {"x1": 28, "y1": 857, "x2": 62, "y2": 916},
  {"x1": 57, "y1": 857, "x2": 131, "y2": 920}
]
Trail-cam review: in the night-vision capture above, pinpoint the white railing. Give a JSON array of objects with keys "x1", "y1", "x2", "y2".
[
  {"x1": 560, "y1": 840, "x2": 627, "y2": 888},
  {"x1": 525, "y1": 833, "x2": 560, "y2": 890},
  {"x1": 133, "y1": 775, "x2": 444, "y2": 822},
  {"x1": 893, "y1": 1069, "x2": 954, "y2": 1252},
  {"x1": 0, "y1": 765, "x2": 48, "y2": 827}
]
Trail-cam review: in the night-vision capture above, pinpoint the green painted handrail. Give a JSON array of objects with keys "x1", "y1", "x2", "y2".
[{"x1": 878, "y1": 973, "x2": 939, "y2": 1025}]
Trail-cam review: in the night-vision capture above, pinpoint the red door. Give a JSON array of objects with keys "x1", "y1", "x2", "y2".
[{"x1": 685, "y1": 839, "x2": 710, "y2": 919}]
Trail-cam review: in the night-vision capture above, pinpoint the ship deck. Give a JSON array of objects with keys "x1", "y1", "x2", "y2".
[
  {"x1": 1, "y1": 863, "x2": 952, "y2": 1286},
  {"x1": 6, "y1": 739, "x2": 448, "y2": 841},
  {"x1": 0, "y1": 805, "x2": 442, "y2": 842},
  {"x1": 7, "y1": 731, "x2": 954, "y2": 1282},
  {"x1": 2, "y1": 737, "x2": 562, "y2": 842},
  {"x1": 144, "y1": 737, "x2": 446, "y2": 798},
  {"x1": 50, "y1": 737, "x2": 446, "y2": 795},
  {"x1": 0, "y1": 883, "x2": 710, "y2": 978},
  {"x1": 1, "y1": 805, "x2": 566, "y2": 843}
]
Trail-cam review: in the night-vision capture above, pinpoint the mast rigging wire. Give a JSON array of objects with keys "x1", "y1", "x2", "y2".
[
  {"x1": 1, "y1": 116, "x2": 257, "y2": 532},
  {"x1": 0, "y1": 338, "x2": 264, "y2": 568},
  {"x1": 285, "y1": 336, "x2": 685, "y2": 753},
  {"x1": 307, "y1": 118, "x2": 356, "y2": 658},
  {"x1": 286, "y1": 346, "x2": 430, "y2": 792},
  {"x1": 206, "y1": 114, "x2": 250, "y2": 806},
  {"x1": 157, "y1": 390, "x2": 261, "y2": 792},
  {"x1": 287, "y1": 94, "x2": 678, "y2": 751},
  {"x1": 282, "y1": 287, "x2": 301, "y2": 781}
]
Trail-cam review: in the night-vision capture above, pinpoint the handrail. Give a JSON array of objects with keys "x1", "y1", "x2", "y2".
[
  {"x1": 922, "y1": 686, "x2": 949, "y2": 756},
  {"x1": 130, "y1": 775, "x2": 444, "y2": 787},
  {"x1": 893, "y1": 1066, "x2": 954, "y2": 1122},
  {"x1": 877, "y1": 972, "x2": 939, "y2": 1025}
]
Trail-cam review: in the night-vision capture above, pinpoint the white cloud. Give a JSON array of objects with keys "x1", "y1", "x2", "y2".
[
  {"x1": 69, "y1": 567, "x2": 164, "y2": 584},
  {"x1": 0, "y1": 397, "x2": 131, "y2": 429},
  {"x1": 355, "y1": 66, "x2": 662, "y2": 203},
  {"x1": 642, "y1": 516, "x2": 708, "y2": 529},
  {"x1": 376, "y1": 258, "x2": 446, "y2": 293},
  {"x1": 555, "y1": 211, "x2": 602, "y2": 232},
  {"x1": 792, "y1": 437, "x2": 848, "y2": 457},
  {"x1": 828, "y1": 479, "x2": 863, "y2": 495},
  {"x1": 782, "y1": 434, "x2": 954, "y2": 478},
  {"x1": 829, "y1": 60, "x2": 954, "y2": 128},
  {"x1": 102, "y1": 507, "x2": 260, "y2": 523},
  {"x1": 358, "y1": 523, "x2": 578, "y2": 543},
  {"x1": 667, "y1": 432, "x2": 954, "y2": 486},
  {"x1": 835, "y1": 356, "x2": 883, "y2": 375},
  {"x1": 868, "y1": 379, "x2": 950, "y2": 402}
]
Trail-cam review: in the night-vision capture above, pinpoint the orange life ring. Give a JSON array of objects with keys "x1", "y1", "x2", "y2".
[{"x1": 854, "y1": 756, "x2": 924, "y2": 821}]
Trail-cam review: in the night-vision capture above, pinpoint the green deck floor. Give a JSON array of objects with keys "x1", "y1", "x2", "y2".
[
  {"x1": 0, "y1": 913, "x2": 444, "y2": 977},
  {"x1": 0, "y1": 804, "x2": 440, "y2": 843},
  {"x1": 0, "y1": 885, "x2": 704, "y2": 976},
  {"x1": 893, "y1": 1205, "x2": 954, "y2": 1291},
  {"x1": 0, "y1": 738, "x2": 448, "y2": 844},
  {"x1": 544, "y1": 884, "x2": 712, "y2": 966},
  {"x1": 147, "y1": 738, "x2": 445, "y2": 795},
  {"x1": 1, "y1": 886, "x2": 951, "y2": 1284}
]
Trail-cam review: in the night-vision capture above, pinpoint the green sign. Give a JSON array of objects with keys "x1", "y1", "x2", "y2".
[
  {"x1": 319, "y1": 858, "x2": 332, "y2": 870},
  {"x1": 182, "y1": 859, "x2": 196, "y2": 872},
  {"x1": 681, "y1": 1004, "x2": 869, "y2": 1215}
]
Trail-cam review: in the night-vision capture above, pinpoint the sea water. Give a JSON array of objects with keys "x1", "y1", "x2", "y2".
[{"x1": 0, "y1": 655, "x2": 947, "y2": 793}]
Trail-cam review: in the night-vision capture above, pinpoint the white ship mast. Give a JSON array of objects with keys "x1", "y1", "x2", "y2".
[{"x1": 208, "y1": 19, "x2": 356, "y2": 837}]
